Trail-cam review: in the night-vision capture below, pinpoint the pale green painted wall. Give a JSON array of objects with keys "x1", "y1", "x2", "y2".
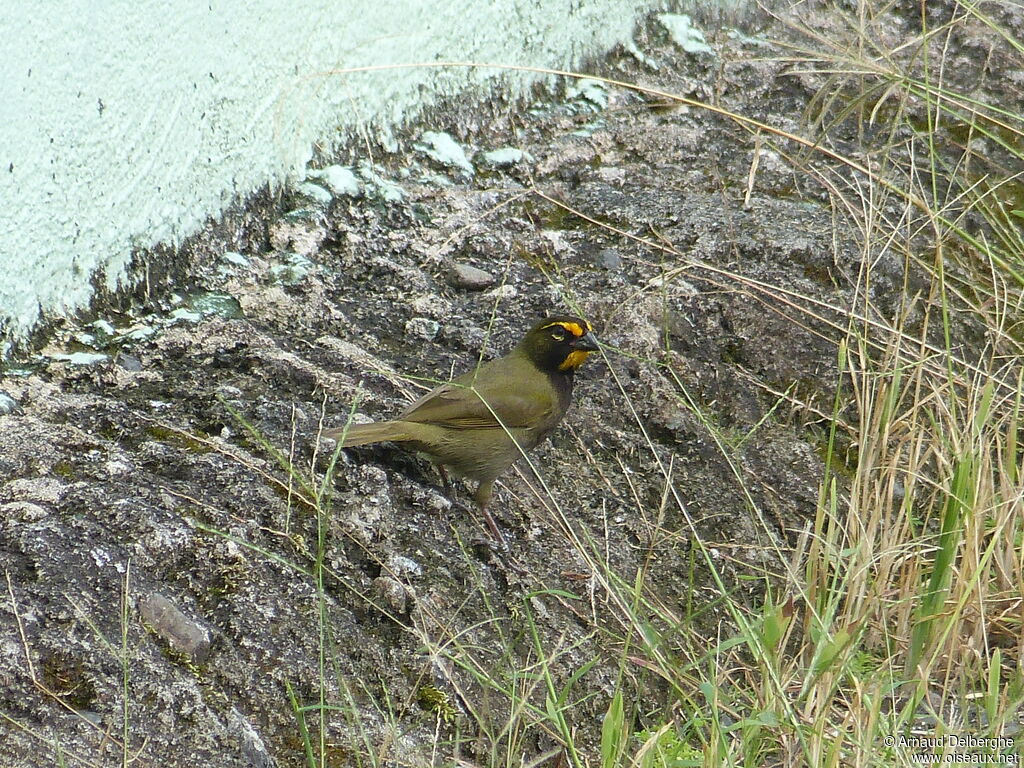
[{"x1": 0, "y1": 0, "x2": 661, "y2": 348}]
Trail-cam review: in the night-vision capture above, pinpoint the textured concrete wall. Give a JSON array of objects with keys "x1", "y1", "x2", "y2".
[{"x1": 0, "y1": 0, "x2": 660, "y2": 349}]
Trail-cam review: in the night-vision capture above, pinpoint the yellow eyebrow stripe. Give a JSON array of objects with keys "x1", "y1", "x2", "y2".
[{"x1": 541, "y1": 320, "x2": 591, "y2": 336}]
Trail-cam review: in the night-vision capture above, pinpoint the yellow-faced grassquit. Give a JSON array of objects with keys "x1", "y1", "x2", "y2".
[{"x1": 324, "y1": 316, "x2": 600, "y2": 544}]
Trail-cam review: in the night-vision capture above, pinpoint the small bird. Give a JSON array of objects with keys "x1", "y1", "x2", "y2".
[{"x1": 324, "y1": 315, "x2": 600, "y2": 545}]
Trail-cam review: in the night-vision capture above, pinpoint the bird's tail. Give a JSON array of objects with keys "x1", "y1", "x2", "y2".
[{"x1": 322, "y1": 421, "x2": 413, "y2": 447}]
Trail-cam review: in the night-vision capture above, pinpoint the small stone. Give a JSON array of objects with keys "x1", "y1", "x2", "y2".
[
  {"x1": 658, "y1": 13, "x2": 714, "y2": 55},
  {"x1": 411, "y1": 294, "x2": 451, "y2": 318},
  {"x1": 185, "y1": 291, "x2": 244, "y2": 319},
  {"x1": 105, "y1": 459, "x2": 133, "y2": 477},
  {"x1": 447, "y1": 263, "x2": 496, "y2": 291},
  {"x1": 269, "y1": 253, "x2": 314, "y2": 285},
  {"x1": 892, "y1": 479, "x2": 905, "y2": 502},
  {"x1": 540, "y1": 229, "x2": 573, "y2": 256},
  {"x1": 387, "y1": 554, "x2": 424, "y2": 578},
  {"x1": 479, "y1": 148, "x2": 531, "y2": 168},
  {"x1": 52, "y1": 352, "x2": 109, "y2": 366},
  {"x1": 358, "y1": 165, "x2": 406, "y2": 203},
  {"x1": 116, "y1": 353, "x2": 142, "y2": 372},
  {"x1": 405, "y1": 317, "x2": 440, "y2": 341},
  {"x1": 295, "y1": 181, "x2": 333, "y2": 206},
  {"x1": 217, "y1": 384, "x2": 243, "y2": 398},
  {"x1": 596, "y1": 167, "x2": 627, "y2": 185},
  {"x1": 415, "y1": 131, "x2": 474, "y2": 176},
  {"x1": 374, "y1": 576, "x2": 412, "y2": 615},
  {"x1": 3, "y1": 477, "x2": 67, "y2": 505},
  {"x1": 566, "y1": 78, "x2": 609, "y2": 110},
  {"x1": 4, "y1": 477, "x2": 67, "y2": 505},
  {"x1": 595, "y1": 248, "x2": 622, "y2": 270},
  {"x1": 139, "y1": 593, "x2": 212, "y2": 664},
  {"x1": 168, "y1": 308, "x2": 203, "y2": 324},
  {"x1": 308, "y1": 165, "x2": 361, "y2": 197},
  {"x1": 90, "y1": 547, "x2": 112, "y2": 568},
  {"x1": 0, "y1": 502, "x2": 48, "y2": 521},
  {"x1": 119, "y1": 324, "x2": 157, "y2": 342},
  {"x1": 484, "y1": 284, "x2": 518, "y2": 300},
  {"x1": 623, "y1": 37, "x2": 659, "y2": 70},
  {"x1": 415, "y1": 486, "x2": 453, "y2": 513},
  {"x1": 229, "y1": 708, "x2": 275, "y2": 768},
  {"x1": 221, "y1": 251, "x2": 250, "y2": 267},
  {"x1": 91, "y1": 318, "x2": 116, "y2": 336},
  {"x1": 0, "y1": 391, "x2": 22, "y2": 415},
  {"x1": 269, "y1": 215, "x2": 326, "y2": 257}
]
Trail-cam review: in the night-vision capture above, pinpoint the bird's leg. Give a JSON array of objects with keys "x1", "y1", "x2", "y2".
[
  {"x1": 436, "y1": 467, "x2": 508, "y2": 550},
  {"x1": 436, "y1": 464, "x2": 455, "y2": 499},
  {"x1": 473, "y1": 479, "x2": 508, "y2": 550}
]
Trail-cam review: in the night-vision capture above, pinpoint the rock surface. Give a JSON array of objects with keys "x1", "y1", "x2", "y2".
[{"x1": 1, "y1": 3, "x2": 1018, "y2": 766}]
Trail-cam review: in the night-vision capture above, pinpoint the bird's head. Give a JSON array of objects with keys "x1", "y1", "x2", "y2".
[{"x1": 518, "y1": 315, "x2": 600, "y2": 373}]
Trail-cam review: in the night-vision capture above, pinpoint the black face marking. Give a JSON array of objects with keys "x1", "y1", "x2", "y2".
[{"x1": 524, "y1": 316, "x2": 597, "y2": 373}]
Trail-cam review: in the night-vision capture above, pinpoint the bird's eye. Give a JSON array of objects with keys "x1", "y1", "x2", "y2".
[{"x1": 551, "y1": 329, "x2": 566, "y2": 341}]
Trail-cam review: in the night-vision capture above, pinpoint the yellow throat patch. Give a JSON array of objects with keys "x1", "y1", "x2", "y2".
[{"x1": 559, "y1": 350, "x2": 592, "y2": 370}]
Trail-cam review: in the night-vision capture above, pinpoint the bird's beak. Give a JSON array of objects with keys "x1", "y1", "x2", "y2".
[{"x1": 573, "y1": 331, "x2": 600, "y2": 352}]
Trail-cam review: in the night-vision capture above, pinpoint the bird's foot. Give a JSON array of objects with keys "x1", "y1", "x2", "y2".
[
  {"x1": 470, "y1": 534, "x2": 508, "y2": 556},
  {"x1": 480, "y1": 509, "x2": 509, "y2": 552}
]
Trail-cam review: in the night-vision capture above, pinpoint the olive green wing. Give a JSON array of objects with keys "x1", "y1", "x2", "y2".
[
  {"x1": 399, "y1": 381, "x2": 550, "y2": 429},
  {"x1": 399, "y1": 357, "x2": 555, "y2": 429}
]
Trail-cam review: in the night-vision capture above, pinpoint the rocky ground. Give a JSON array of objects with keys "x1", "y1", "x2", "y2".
[{"x1": 2, "y1": 2, "x2": 1020, "y2": 766}]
